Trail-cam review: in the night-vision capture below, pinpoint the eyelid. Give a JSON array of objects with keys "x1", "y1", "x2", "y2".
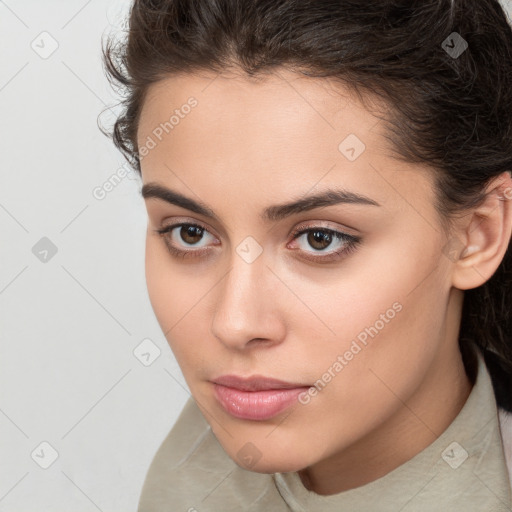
[
  {"x1": 289, "y1": 220, "x2": 360, "y2": 238},
  {"x1": 158, "y1": 216, "x2": 219, "y2": 236}
]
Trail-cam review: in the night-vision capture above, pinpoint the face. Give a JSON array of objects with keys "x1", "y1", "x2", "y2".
[{"x1": 137, "y1": 68, "x2": 461, "y2": 474}]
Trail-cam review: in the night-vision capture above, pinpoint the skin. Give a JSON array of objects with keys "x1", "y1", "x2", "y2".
[{"x1": 137, "y1": 68, "x2": 512, "y2": 495}]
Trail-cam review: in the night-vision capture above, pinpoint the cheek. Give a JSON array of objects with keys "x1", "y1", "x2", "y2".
[
  {"x1": 145, "y1": 235, "x2": 194, "y2": 333},
  {"x1": 300, "y1": 234, "x2": 439, "y2": 356},
  {"x1": 299, "y1": 238, "x2": 449, "y2": 424},
  {"x1": 288, "y1": 233, "x2": 440, "y2": 353},
  {"x1": 145, "y1": 235, "x2": 171, "y2": 324},
  {"x1": 144, "y1": 234, "x2": 215, "y2": 365}
]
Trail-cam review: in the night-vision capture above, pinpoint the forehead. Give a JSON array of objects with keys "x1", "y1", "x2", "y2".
[
  {"x1": 137, "y1": 69, "x2": 437, "y2": 220},
  {"x1": 137, "y1": 68, "x2": 387, "y2": 156}
]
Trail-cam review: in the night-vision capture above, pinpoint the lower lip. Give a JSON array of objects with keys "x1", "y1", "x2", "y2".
[{"x1": 212, "y1": 383, "x2": 309, "y2": 420}]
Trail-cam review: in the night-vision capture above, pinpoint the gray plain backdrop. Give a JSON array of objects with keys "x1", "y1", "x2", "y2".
[
  {"x1": 1, "y1": 1, "x2": 512, "y2": 511},
  {"x1": 1, "y1": 1, "x2": 187, "y2": 511}
]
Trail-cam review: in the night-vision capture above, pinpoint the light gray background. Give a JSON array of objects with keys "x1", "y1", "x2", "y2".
[
  {"x1": 1, "y1": 1, "x2": 188, "y2": 511},
  {"x1": 1, "y1": 1, "x2": 511, "y2": 511}
]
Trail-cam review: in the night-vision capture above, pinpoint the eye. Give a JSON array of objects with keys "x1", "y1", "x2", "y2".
[
  {"x1": 155, "y1": 222, "x2": 218, "y2": 259},
  {"x1": 287, "y1": 224, "x2": 361, "y2": 263}
]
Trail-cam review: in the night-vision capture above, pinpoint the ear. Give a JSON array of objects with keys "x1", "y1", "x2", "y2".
[{"x1": 451, "y1": 171, "x2": 512, "y2": 291}]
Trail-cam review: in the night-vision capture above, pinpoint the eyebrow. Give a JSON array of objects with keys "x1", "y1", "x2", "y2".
[{"x1": 141, "y1": 182, "x2": 380, "y2": 222}]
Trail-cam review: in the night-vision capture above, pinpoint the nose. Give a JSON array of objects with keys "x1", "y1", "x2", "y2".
[{"x1": 210, "y1": 247, "x2": 286, "y2": 351}]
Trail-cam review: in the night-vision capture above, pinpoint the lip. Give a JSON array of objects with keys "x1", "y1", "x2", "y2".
[
  {"x1": 211, "y1": 374, "x2": 308, "y2": 391},
  {"x1": 211, "y1": 374, "x2": 310, "y2": 421}
]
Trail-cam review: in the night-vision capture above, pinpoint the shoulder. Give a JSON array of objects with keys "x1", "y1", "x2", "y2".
[
  {"x1": 498, "y1": 406, "x2": 512, "y2": 490},
  {"x1": 148, "y1": 396, "x2": 218, "y2": 470},
  {"x1": 137, "y1": 397, "x2": 281, "y2": 511}
]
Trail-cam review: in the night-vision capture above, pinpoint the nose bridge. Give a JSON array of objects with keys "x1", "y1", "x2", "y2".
[{"x1": 210, "y1": 244, "x2": 281, "y2": 348}]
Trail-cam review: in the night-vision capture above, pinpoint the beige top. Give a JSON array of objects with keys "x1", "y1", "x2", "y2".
[{"x1": 138, "y1": 342, "x2": 512, "y2": 511}]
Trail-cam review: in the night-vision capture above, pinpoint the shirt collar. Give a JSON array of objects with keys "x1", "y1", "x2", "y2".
[{"x1": 273, "y1": 341, "x2": 512, "y2": 511}]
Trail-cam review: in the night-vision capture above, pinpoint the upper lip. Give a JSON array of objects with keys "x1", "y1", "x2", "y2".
[{"x1": 211, "y1": 374, "x2": 309, "y2": 391}]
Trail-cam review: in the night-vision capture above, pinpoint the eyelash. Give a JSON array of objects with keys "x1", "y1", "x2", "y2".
[{"x1": 154, "y1": 222, "x2": 362, "y2": 263}]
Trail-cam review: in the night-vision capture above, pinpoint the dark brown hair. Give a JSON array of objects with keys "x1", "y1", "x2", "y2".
[{"x1": 100, "y1": 0, "x2": 512, "y2": 410}]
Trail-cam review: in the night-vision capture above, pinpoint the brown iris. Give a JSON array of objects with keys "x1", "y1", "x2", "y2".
[
  {"x1": 180, "y1": 225, "x2": 204, "y2": 245},
  {"x1": 307, "y1": 230, "x2": 333, "y2": 251}
]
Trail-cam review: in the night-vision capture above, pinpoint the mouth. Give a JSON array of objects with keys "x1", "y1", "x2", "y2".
[
  {"x1": 211, "y1": 374, "x2": 308, "y2": 391},
  {"x1": 210, "y1": 374, "x2": 311, "y2": 420}
]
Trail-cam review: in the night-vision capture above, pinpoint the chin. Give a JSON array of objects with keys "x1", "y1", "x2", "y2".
[{"x1": 228, "y1": 448, "x2": 312, "y2": 475}]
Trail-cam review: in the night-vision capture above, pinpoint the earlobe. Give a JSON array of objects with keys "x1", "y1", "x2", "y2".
[{"x1": 451, "y1": 171, "x2": 512, "y2": 291}]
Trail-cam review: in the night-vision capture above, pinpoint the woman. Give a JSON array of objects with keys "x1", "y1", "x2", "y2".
[{"x1": 101, "y1": 0, "x2": 512, "y2": 510}]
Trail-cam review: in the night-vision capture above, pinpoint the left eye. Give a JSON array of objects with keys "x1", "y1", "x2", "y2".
[
  {"x1": 288, "y1": 226, "x2": 361, "y2": 262},
  {"x1": 291, "y1": 228, "x2": 353, "y2": 252}
]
